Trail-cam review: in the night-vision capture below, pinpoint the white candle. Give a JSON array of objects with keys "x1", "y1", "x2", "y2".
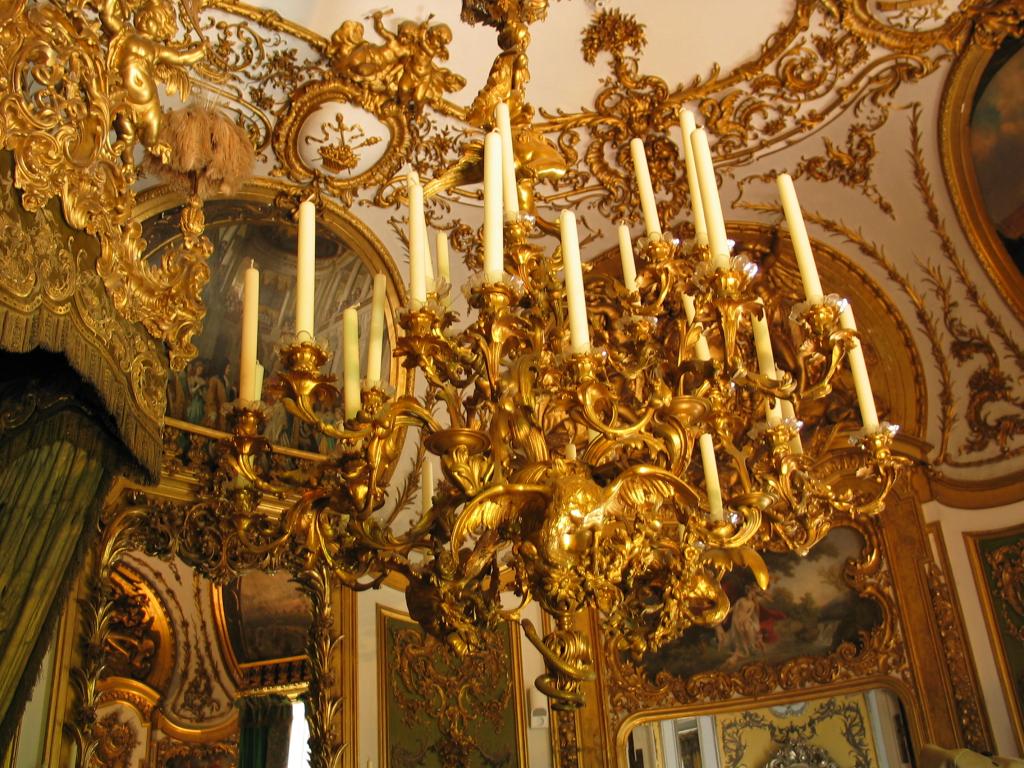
[
  {"x1": 689, "y1": 128, "x2": 730, "y2": 269},
  {"x1": 408, "y1": 172, "x2": 426, "y2": 304},
  {"x1": 679, "y1": 109, "x2": 708, "y2": 247},
  {"x1": 296, "y1": 199, "x2": 316, "y2": 340},
  {"x1": 366, "y1": 273, "x2": 386, "y2": 385},
  {"x1": 681, "y1": 294, "x2": 711, "y2": 361},
  {"x1": 751, "y1": 301, "x2": 782, "y2": 426},
  {"x1": 630, "y1": 138, "x2": 662, "y2": 239},
  {"x1": 495, "y1": 102, "x2": 519, "y2": 219},
  {"x1": 421, "y1": 458, "x2": 433, "y2": 515},
  {"x1": 777, "y1": 174, "x2": 825, "y2": 304},
  {"x1": 617, "y1": 224, "x2": 638, "y2": 293},
  {"x1": 253, "y1": 361, "x2": 264, "y2": 402},
  {"x1": 421, "y1": 213, "x2": 434, "y2": 292},
  {"x1": 436, "y1": 231, "x2": 451, "y2": 285},
  {"x1": 560, "y1": 211, "x2": 591, "y2": 354},
  {"x1": 239, "y1": 260, "x2": 260, "y2": 402},
  {"x1": 483, "y1": 131, "x2": 504, "y2": 283},
  {"x1": 839, "y1": 305, "x2": 880, "y2": 432},
  {"x1": 698, "y1": 432, "x2": 724, "y2": 521},
  {"x1": 342, "y1": 306, "x2": 360, "y2": 420},
  {"x1": 780, "y1": 399, "x2": 804, "y2": 454}
]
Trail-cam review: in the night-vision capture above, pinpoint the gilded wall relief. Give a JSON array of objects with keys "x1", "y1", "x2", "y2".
[
  {"x1": 378, "y1": 607, "x2": 527, "y2": 768},
  {"x1": 965, "y1": 521, "x2": 1024, "y2": 751},
  {"x1": 154, "y1": 737, "x2": 238, "y2": 768},
  {"x1": 104, "y1": 564, "x2": 176, "y2": 694},
  {"x1": 92, "y1": 710, "x2": 140, "y2": 768}
]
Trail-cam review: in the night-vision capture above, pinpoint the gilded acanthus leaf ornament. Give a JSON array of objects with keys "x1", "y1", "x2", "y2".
[{"x1": 0, "y1": 0, "x2": 218, "y2": 368}]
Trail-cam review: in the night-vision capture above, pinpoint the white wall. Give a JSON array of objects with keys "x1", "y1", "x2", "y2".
[{"x1": 924, "y1": 498, "x2": 1024, "y2": 756}]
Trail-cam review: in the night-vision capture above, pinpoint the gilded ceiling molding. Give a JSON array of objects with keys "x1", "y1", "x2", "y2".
[{"x1": 177, "y1": 1, "x2": 1004, "y2": 227}]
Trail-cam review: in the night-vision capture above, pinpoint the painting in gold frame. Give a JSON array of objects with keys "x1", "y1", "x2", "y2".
[
  {"x1": 641, "y1": 526, "x2": 882, "y2": 682},
  {"x1": 600, "y1": 518, "x2": 916, "y2": 757},
  {"x1": 941, "y1": 35, "x2": 1024, "y2": 320},
  {"x1": 965, "y1": 521, "x2": 1024, "y2": 751},
  {"x1": 376, "y1": 606, "x2": 528, "y2": 768}
]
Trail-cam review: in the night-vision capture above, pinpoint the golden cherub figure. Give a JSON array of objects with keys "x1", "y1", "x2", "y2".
[
  {"x1": 327, "y1": 10, "x2": 465, "y2": 113},
  {"x1": 99, "y1": 0, "x2": 206, "y2": 165}
]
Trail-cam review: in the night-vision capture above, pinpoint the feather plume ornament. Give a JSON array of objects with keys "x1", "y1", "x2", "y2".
[{"x1": 143, "y1": 106, "x2": 255, "y2": 198}]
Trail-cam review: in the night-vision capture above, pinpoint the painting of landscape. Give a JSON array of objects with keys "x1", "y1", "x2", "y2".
[{"x1": 643, "y1": 526, "x2": 881, "y2": 680}]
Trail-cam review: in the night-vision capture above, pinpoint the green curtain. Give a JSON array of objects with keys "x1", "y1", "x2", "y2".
[
  {"x1": 0, "y1": 353, "x2": 133, "y2": 747},
  {"x1": 238, "y1": 694, "x2": 294, "y2": 768}
]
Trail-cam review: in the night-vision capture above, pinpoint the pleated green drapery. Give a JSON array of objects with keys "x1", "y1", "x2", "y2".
[
  {"x1": 238, "y1": 695, "x2": 294, "y2": 768},
  {"x1": 0, "y1": 359, "x2": 131, "y2": 747}
]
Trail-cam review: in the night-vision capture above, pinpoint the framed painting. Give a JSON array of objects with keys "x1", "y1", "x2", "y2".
[
  {"x1": 600, "y1": 519, "x2": 905, "y2": 745},
  {"x1": 376, "y1": 606, "x2": 528, "y2": 768},
  {"x1": 642, "y1": 525, "x2": 882, "y2": 681},
  {"x1": 968, "y1": 38, "x2": 1024, "y2": 275},
  {"x1": 942, "y1": 34, "x2": 1024, "y2": 318},
  {"x1": 965, "y1": 521, "x2": 1024, "y2": 750}
]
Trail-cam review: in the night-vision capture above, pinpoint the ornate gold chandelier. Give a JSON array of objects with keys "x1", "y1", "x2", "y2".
[{"x1": 203, "y1": 99, "x2": 907, "y2": 716}]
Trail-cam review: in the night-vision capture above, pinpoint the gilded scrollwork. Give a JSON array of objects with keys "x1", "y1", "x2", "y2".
[{"x1": 0, "y1": 0, "x2": 221, "y2": 370}]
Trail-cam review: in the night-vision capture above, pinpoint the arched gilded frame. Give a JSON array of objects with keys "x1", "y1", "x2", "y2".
[{"x1": 940, "y1": 40, "x2": 1024, "y2": 320}]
